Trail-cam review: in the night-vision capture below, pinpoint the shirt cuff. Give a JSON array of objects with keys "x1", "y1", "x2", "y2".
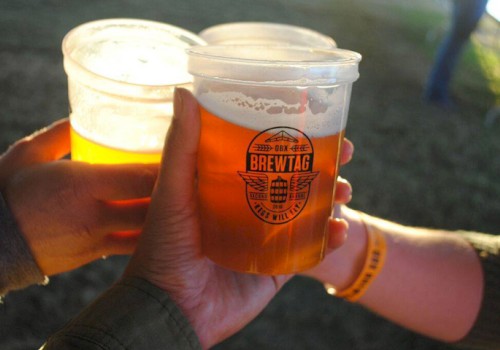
[
  {"x1": 0, "y1": 191, "x2": 45, "y2": 296},
  {"x1": 43, "y1": 277, "x2": 202, "y2": 350}
]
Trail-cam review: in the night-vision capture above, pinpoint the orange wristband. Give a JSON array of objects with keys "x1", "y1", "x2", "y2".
[{"x1": 325, "y1": 216, "x2": 387, "y2": 302}]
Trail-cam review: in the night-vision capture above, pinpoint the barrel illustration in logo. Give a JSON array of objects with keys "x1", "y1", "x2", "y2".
[{"x1": 238, "y1": 127, "x2": 318, "y2": 225}]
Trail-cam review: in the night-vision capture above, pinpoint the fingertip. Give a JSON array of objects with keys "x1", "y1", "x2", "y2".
[
  {"x1": 173, "y1": 87, "x2": 184, "y2": 121},
  {"x1": 152, "y1": 87, "x2": 200, "y2": 204},
  {"x1": 169, "y1": 87, "x2": 200, "y2": 148},
  {"x1": 334, "y1": 178, "x2": 352, "y2": 204},
  {"x1": 173, "y1": 87, "x2": 199, "y2": 123},
  {"x1": 327, "y1": 218, "x2": 348, "y2": 250},
  {"x1": 162, "y1": 87, "x2": 200, "y2": 174},
  {"x1": 340, "y1": 138, "x2": 354, "y2": 165}
]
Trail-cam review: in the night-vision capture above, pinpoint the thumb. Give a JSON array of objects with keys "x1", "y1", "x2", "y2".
[
  {"x1": 147, "y1": 87, "x2": 200, "y2": 222},
  {"x1": 124, "y1": 88, "x2": 201, "y2": 280},
  {"x1": 125, "y1": 88, "x2": 201, "y2": 293},
  {"x1": 0, "y1": 119, "x2": 70, "y2": 187}
]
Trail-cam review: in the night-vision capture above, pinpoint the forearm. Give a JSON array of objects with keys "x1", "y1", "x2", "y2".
[
  {"x1": 42, "y1": 277, "x2": 202, "y2": 350},
  {"x1": 305, "y1": 207, "x2": 484, "y2": 342},
  {"x1": 361, "y1": 214, "x2": 483, "y2": 342}
]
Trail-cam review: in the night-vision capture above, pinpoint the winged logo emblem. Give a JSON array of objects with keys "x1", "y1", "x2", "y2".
[
  {"x1": 238, "y1": 171, "x2": 319, "y2": 193},
  {"x1": 237, "y1": 172, "x2": 268, "y2": 192},
  {"x1": 238, "y1": 126, "x2": 317, "y2": 224},
  {"x1": 289, "y1": 172, "x2": 319, "y2": 191}
]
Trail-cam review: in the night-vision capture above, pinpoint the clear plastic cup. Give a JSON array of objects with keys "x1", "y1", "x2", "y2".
[
  {"x1": 199, "y1": 22, "x2": 337, "y2": 48},
  {"x1": 187, "y1": 45, "x2": 360, "y2": 275},
  {"x1": 62, "y1": 18, "x2": 206, "y2": 164}
]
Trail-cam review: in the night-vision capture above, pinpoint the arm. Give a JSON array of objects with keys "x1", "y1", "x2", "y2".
[
  {"x1": 41, "y1": 88, "x2": 288, "y2": 349},
  {"x1": 42, "y1": 277, "x2": 202, "y2": 350},
  {"x1": 34, "y1": 84, "x2": 358, "y2": 349},
  {"x1": 304, "y1": 206, "x2": 486, "y2": 343},
  {"x1": 41, "y1": 88, "x2": 353, "y2": 350},
  {"x1": 0, "y1": 119, "x2": 158, "y2": 292}
]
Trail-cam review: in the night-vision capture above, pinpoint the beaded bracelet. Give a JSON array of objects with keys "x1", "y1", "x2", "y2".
[{"x1": 325, "y1": 215, "x2": 387, "y2": 302}]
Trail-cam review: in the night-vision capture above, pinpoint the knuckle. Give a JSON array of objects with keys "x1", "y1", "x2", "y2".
[
  {"x1": 136, "y1": 167, "x2": 158, "y2": 192},
  {"x1": 124, "y1": 166, "x2": 158, "y2": 197}
]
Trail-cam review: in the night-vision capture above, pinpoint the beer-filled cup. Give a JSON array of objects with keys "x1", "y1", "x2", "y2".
[
  {"x1": 199, "y1": 22, "x2": 337, "y2": 48},
  {"x1": 187, "y1": 45, "x2": 361, "y2": 275},
  {"x1": 62, "y1": 19, "x2": 206, "y2": 164}
]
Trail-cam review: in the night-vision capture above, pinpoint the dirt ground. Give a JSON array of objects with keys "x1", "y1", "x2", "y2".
[{"x1": 1, "y1": 0, "x2": 498, "y2": 349}]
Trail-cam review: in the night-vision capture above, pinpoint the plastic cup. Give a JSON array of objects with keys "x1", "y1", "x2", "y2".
[
  {"x1": 62, "y1": 18, "x2": 206, "y2": 164},
  {"x1": 187, "y1": 45, "x2": 360, "y2": 275},
  {"x1": 199, "y1": 22, "x2": 337, "y2": 48}
]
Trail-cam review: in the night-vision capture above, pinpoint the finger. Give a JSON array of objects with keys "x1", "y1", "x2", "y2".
[
  {"x1": 334, "y1": 177, "x2": 352, "y2": 204},
  {"x1": 81, "y1": 163, "x2": 159, "y2": 200},
  {"x1": 326, "y1": 217, "x2": 348, "y2": 251},
  {"x1": 101, "y1": 233, "x2": 140, "y2": 256},
  {"x1": 125, "y1": 88, "x2": 201, "y2": 281},
  {"x1": 332, "y1": 203, "x2": 343, "y2": 219},
  {"x1": 155, "y1": 87, "x2": 200, "y2": 206},
  {"x1": 98, "y1": 199, "x2": 150, "y2": 233},
  {"x1": 4, "y1": 119, "x2": 70, "y2": 163},
  {"x1": 339, "y1": 138, "x2": 354, "y2": 165},
  {"x1": 0, "y1": 119, "x2": 71, "y2": 186}
]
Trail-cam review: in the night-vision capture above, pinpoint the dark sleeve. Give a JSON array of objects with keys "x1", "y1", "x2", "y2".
[
  {"x1": 42, "y1": 277, "x2": 202, "y2": 350},
  {"x1": 0, "y1": 191, "x2": 45, "y2": 297},
  {"x1": 454, "y1": 231, "x2": 500, "y2": 349}
]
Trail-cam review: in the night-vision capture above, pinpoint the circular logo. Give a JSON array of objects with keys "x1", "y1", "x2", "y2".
[{"x1": 238, "y1": 127, "x2": 318, "y2": 224}]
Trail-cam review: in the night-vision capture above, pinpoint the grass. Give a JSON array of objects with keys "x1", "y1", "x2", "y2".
[{"x1": 323, "y1": 0, "x2": 500, "y2": 235}]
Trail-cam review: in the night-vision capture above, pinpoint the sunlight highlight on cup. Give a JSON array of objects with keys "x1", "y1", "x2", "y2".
[{"x1": 62, "y1": 18, "x2": 206, "y2": 164}]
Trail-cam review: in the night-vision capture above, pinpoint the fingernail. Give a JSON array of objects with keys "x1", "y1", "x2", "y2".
[
  {"x1": 173, "y1": 87, "x2": 184, "y2": 119},
  {"x1": 336, "y1": 218, "x2": 349, "y2": 241}
]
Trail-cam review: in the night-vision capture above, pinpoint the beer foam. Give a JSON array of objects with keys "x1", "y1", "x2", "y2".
[{"x1": 196, "y1": 84, "x2": 350, "y2": 137}]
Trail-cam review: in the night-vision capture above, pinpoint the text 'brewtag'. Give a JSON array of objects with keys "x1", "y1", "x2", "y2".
[{"x1": 238, "y1": 127, "x2": 318, "y2": 224}]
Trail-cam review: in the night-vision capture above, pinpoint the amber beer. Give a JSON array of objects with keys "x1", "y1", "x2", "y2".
[
  {"x1": 188, "y1": 45, "x2": 361, "y2": 274},
  {"x1": 199, "y1": 106, "x2": 345, "y2": 274}
]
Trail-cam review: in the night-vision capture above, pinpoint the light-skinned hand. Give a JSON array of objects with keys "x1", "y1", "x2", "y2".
[{"x1": 0, "y1": 119, "x2": 159, "y2": 276}]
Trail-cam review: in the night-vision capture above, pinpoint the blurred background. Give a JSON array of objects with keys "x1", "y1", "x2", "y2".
[{"x1": 1, "y1": 0, "x2": 499, "y2": 349}]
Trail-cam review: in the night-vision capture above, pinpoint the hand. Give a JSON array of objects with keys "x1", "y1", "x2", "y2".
[
  {"x1": 303, "y1": 205, "x2": 368, "y2": 290},
  {"x1": 0, "y1": 119, "x2": 159, "y2": 276},
  {"x1": 329, "y1": 139, "x2": 354, "y2": 250},
  {"x1": 124, "y1": 88, "x2": 354, "y2": 348}
]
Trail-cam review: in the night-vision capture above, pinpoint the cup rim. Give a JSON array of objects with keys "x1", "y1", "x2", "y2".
[
  {"x1": 187, "y1": 45, "x2": 361, "y2": 86},
  {"x1": 62, "y1": 18, "x2": 206, "y2": 90},
  {"x1": 199, "y1": 21, "x2": 337, "y2": 48},
  {"x1": 187, "y1": 45, "x2": 361, "y2": 66}
]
